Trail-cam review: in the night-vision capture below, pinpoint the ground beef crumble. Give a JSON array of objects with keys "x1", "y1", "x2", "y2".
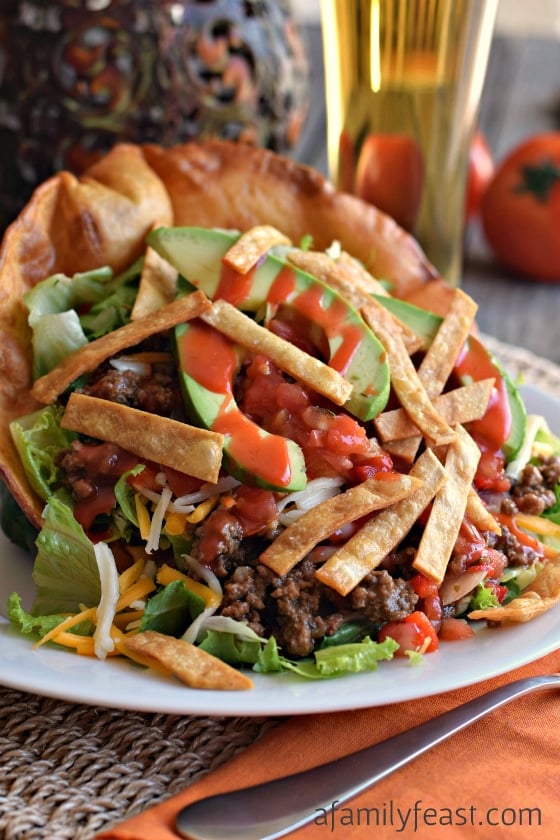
[
  {"x1": 217, "y1": 558, "x2": 418, "y2": 658},
  {"x1": 509, "y1": 457, "x2": 560, "y2": 515},
  {"x1": 80, "y1": 364, "x2": 180, "y2": 417}
]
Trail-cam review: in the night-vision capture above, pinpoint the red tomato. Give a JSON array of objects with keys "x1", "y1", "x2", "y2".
[
  {"x1": 378, "y1": 610, "x2": 439, "y2": 656},
  {"x1": 409, "y1": 572, "x2": 439, "y2": 599},
  {"x1": 234, "y1": 485, "x2": 278, "y2": 536},
  {"x1": 354, "y1": 133, "x2": 424, "y2": 231},
  {"x1": 481, "y1": 132, "x2": 560, "y2": 280},
  {"x1": 465, "y1": 131, "x2": 494, "y2": 221},
  {"x1": 453, "y1": 334, "x2": 512, "y2": 454},
  {"x1": 438, "y1": 618, "x2": 475, "y2": 642}
]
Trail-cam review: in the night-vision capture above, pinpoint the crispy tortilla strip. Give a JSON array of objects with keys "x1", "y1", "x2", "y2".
[
  {"x1": 466, "y1": 488, "x2": 501, "y2": 535},
  {"x1": 288, "y1": 249, "x2": 423, "y2": 355},
  {"x1": 468, "y1": 559, "x2": 560, "y2": 623},
  {"x1": 337, "y1": 250, "x2": 390, "y2": 296},
  {"x1": 200, "y1": 299, "x2": 352, "y2": 406},
  {"x1": 122, "y1": 630, "x2": 253, "y2": 690},
  {"x1": 384, "y1": 289, "x2": 478, "y2": 462},
  {"x1": 61, "y1": 393, "x2": 224, "y2": 483},
  {"x1": 31, "y1": 290, "x2": 210, "y2": 404},
  {"x1": 288, "y1": 248, "x2": 387, "y2": 297},
  {"x1": 223, "y1": 225, "x2": 291, "y2": 274},
  {"x1": 413, "y1": 425, "x2": 481, "y2": 583},
  {"x1": 259, "y1": 474, "x2": 423, "y2": 576},
  {"x1": 374, "y1": 379, "x2": 494, "y2": 443},
  {"x1": 131, "y1": 241, "x2": 178, "y2": 320},
  {"x1": 418, "y1": 289, "x2": 478, "y2": 399},
  {"x1": 373, "y1": 322, "x2": 456, "y2": 447},
  {"x1": 315, "y1": 449, "x2": 448, "y2": 596},
  {"x1": 360, "y1": 298, "x2": 424, "y2": 355}
]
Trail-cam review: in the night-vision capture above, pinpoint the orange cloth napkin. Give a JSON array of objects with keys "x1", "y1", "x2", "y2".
[{"x1": 95, "y1": 649, "x2": 560, "y2": 840}]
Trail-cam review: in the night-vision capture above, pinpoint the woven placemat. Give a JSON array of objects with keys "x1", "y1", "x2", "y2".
[
  {"x1": 0, "y1": 692, "x2": 275, "y2": 840},
  {"x1": 2, "y1": 339, "x2": 560, "y2": 840}
]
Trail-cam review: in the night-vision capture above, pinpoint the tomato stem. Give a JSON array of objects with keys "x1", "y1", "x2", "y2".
[{"x1": 515, "y1": 158, "x2": 560, "y2": 203}]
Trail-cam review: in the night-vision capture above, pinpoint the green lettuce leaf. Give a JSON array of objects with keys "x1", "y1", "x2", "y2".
[
  {"x1": 9, "y1": 405, "x2": 76, "y2": 500},
  {"x1": 30, "y1": 310, "x2": 89, "y2": 378},
  {"x1": 24, "y1": 267, "x2": 113, "y2": 317},
  {"x1": 313, "y1": 636, "x2": 399, "y2": 675},
  {"x1": 0, "y1": 482, "x2": 39, "y2": 553},
  {"x1": 469, "y1": 582, "x2": 499, "y2": 612},
  {"x1": 7, "y1": 592, "x2": 65, "y2": 637},
  {"x1": 140, "y1": 579, "x2": 205, "y2": 637},
  {"x1": 79, "y1": 257, "x2": 143, "y2": 339},
  {"x1": 24, "y1": 267, "x2": 114, "y2": 378},
  {"x1": 253, "y1": 634, "x2": 399, "y2": 679},
  {"x1": 31, "y1": 494, "x2": 101, "y2": 615},
  {"x1": 199, "y1": 628, "x2": 266, "y2": 666}
]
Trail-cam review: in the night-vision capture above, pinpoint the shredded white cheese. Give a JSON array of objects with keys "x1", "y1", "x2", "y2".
[
  {"x1": 93, "y1": 542, "x2": 120, "y2": 659},
  {"x1": 109, "y1": 357, "x2": 151, "y2": 376},
  {"x1": 182, "y1": 604, "x2": 219, "y2": 644},
  {"x1": 174, "y1": 475, "x2": 241, "y2": 508},
  {"x1": 184, "y1": 555, "x2": 223, "y2": 597},
  {"x1": 277, "y1": 476, "x2": 344, "y2": 525},
  {"x1": 506, "y1": 414, "x2": 550, "y2": 479},
  {"x1": 146, "y1": 486, "x2": 173, "y2": 553}
]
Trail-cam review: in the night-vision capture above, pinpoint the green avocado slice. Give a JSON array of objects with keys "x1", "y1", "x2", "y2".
[
  {"x1": 148, "y1": 226, "x2": 390, "y2": 422},
  {"x1": 373, "y1": 295, "x2": 526, "y2": 462},
  {"x1": 175, "y1": 320, "x2": 307, "y2": 492}
]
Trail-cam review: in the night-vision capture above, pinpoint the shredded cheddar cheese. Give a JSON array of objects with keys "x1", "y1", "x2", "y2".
[
  {"x1": 135, "y1": 494, "x2": 151, "y2": 540},
  {"x1": 186, "y1": 496, "x2": 219, "y2": 524},
  {"x1": 118, "y1": 556, "x2": 146, "y2": 594}
]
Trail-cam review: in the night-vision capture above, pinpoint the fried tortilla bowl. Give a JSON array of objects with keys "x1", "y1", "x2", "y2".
[{"x1": 0, "y1": 138, "x2": 442, "y2": 529}]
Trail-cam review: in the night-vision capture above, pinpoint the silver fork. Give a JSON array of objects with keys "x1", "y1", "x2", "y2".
[{"x1": 176, "y1": 673, "x2": 560, "y2": 840}]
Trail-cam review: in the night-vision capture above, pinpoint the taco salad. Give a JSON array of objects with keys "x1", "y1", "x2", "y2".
[{"x1": 2, "y1": 142, "x2": 560, "y2": 691}]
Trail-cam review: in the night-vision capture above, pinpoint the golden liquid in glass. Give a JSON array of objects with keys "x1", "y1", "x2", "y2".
[{"x1": 321, "y1": 0, "x2": 497, "y2": 284}]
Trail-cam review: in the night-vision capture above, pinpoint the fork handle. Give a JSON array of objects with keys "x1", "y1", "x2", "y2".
[{"x1": 176, "y1": 673, "x2": 560, "y2": 840}]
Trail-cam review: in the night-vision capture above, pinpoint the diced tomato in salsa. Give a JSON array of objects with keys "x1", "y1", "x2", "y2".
[
  {"x1": 378, "y1": 610, "x2": 439, "y2": 656},
  {"x1": 239, "y1": 355, "x2": 392, "y2": 482}
]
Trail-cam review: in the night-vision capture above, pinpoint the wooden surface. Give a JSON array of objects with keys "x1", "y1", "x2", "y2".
[{"x1": 295, "y1": 27, "x2": 560, "y2": 364}]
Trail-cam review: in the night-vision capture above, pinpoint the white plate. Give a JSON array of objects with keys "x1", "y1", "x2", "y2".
[{"x1": 1, "y1": 383, "x2": 559, "y2": 717}]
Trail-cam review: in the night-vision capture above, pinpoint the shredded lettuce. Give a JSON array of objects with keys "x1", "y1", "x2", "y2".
[
  {"x1": 31, "y1": 310, "x2": 90, "y2": 378},
  {"x1": 9, "y1": 405, "x2": 76, "y2": 500},
  {"x1": 24, "y1": 267, "x2": 113, "y2": 378},
  {"x1": 469, "y1": 583, "x2": 500, "y2": 612},
  {"x1": 24, "y1": 261, "x2": 142, "y2": 378},
  {"x1": 80, "y1": 257, "x2": 143, "y2": 339},
  {"x1": 24, "y1": 267, "x2": 113, "y2": 316}
]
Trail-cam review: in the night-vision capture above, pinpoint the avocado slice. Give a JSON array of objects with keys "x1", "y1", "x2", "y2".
[
  {"x1": 372, "y1": 294, "x2": 441, "y2": 350},
  {"x1": 175, "y1": 320, "x2": 307, "y2": 492},
  {"x1": 374, "y1": 295, "x2": 526, "y2": 461},
  {"x1": 148, "y1": 226, "x2": 390, "y2": 422}
]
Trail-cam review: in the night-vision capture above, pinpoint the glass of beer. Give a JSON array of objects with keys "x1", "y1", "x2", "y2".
[{"x1": 320, "y1": 0, "x2": 498, "y2": 285}]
